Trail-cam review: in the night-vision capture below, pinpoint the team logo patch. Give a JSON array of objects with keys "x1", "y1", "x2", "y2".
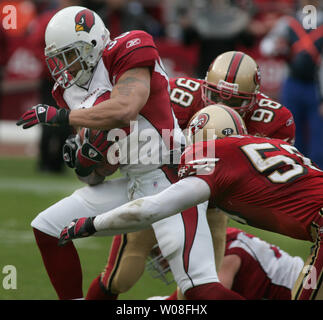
[
  {"x1": 189, "y1": 113, "x2": 209, "y2": 136},
  {"x1": 286, "y1": 117, "x2": 294, "y2": 127},
  {"x1": 75, "y1": 9, "x2": 95, "y2": 33},
  {"x1": 37, "y1": 106, "x2": 46, "y2": 114},
  {"x1": 178, "y1": 165, "x2": 193, "y2": 178},
  {"x1": 88, "y1": 148, "x2": 98, "y2": 158}
]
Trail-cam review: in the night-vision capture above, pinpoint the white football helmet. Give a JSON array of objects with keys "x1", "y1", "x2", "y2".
[
  {"x1": 45, "y1": 6, "x2": 110, "y2": 88},
  {"x1": 186, "y1": 103, "x2": 247, "y2": 145},
  {"x1": 202, "y1": 51, "x2": 261, "y2": 117}
]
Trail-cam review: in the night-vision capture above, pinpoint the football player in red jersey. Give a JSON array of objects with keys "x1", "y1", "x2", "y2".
[
  {"x1": 170, "y1": 51, "x2": 295, "y2": 143},
  {"x1": 219, "y1": 227, "x2": 304, "y2": 300},
  {"x1": 167, "y1": 51, "x2": 296, "y2": 298},
  {"x1": 16, "y1": 6, "x2": 237, "y2": 300},
  {"x1": 146, "y1": 226, "x2": 304, "y2": 300},
  {"x1": 61, "y1": 103, "x2": 323, "y2": 300}
]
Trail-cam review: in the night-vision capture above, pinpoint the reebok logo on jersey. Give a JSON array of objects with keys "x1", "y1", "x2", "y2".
[{"x1": 126, "y1": 38, "x2": 141, "y2": 48}]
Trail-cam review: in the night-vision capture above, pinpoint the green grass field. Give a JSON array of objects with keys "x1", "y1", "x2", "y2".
[{"x1": 0, "y1": 157, "x2": 312, "y2": 300}]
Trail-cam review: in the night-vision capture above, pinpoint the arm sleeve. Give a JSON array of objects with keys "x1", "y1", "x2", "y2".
[{"x1": 93, "y1": 176, "x2": 211, "y2": 234}]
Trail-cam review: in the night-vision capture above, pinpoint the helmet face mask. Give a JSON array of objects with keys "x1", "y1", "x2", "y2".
[
  {"x1": 145, "y1": 244, "x2": 174, "y2": 285},
  {"x1": 202, "y1": 80, "x2": 256, "y2": 115},
  {"x1": 46, "y1": 41, "x2": 94, "y2": 88},
  {"x1": 44, "y1": 6, "x2": 110, "y2": 89}
]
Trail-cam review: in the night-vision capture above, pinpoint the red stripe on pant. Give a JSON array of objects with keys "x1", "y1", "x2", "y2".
[{"x1": 161, "y1": 165, "x2": 199, "y2": 277}]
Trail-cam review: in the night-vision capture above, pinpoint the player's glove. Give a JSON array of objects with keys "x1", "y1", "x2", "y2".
[
  {"x1": 75, "y1": 128, "x2": 111, "y2": 177},
  {"x1": 58, "y1": 217, "x2": 97, "y2": 247},
  {"x1": 16, "y1": 104, "x2": 70, "y2": 129},
  {"x1": 62, "y1": 134, "x2": 80, "y2": 169}
]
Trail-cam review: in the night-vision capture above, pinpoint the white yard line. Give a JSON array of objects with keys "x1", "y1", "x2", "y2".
[
  {"x1": 0, "y1": 227, "x2": 104, "y2": 249},
  {"x1": 0, "y1": 178, "x2": 83, "y2": 194}
]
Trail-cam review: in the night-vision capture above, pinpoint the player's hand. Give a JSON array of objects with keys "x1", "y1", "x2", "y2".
[
  {"x1": 16, "y1": 104, "x2": 70, "y2": 129},
  {"x1": 58, "y1": 217, "x2": 96, "y2": 247},
  {"x1": 62, "y1": 134, "x2": 80, "y2": 169},
  {"x1": 75, "y1": 128, "x2": 111, "y2": 176}
]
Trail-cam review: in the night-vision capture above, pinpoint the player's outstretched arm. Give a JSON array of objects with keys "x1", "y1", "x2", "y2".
[{"x1": 58, "y1": 177, "x2": 210, "y2": 246}]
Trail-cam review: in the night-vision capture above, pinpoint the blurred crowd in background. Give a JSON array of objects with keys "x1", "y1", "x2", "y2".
[{"x1": 0, "y1": 0, "x2": 322, "y2": 172}]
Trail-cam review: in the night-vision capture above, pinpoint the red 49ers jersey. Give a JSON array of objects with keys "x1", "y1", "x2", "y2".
[
  {"x1": 169, "y1": 77, "x2": 204, "y2": 129},
  {"x1": 52, "y1": 30, "x2": 183, "y2": 173},
  {"x1": 245, "y1": 92, "x2": 295, "y2": 144},
  {"x1": 179, "y1": 135, "x2": 323, "y2": 241},
  {"x1": 169, "y1": 77, "x2": 295, "y2": 143},
  {"x1": 225, "y1": 227, "x2": 303, "y2": 300}
]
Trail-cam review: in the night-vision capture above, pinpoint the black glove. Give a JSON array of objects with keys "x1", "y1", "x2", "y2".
[{"x1": 62, "y1": 134, "x2": 80, "y2": 169}]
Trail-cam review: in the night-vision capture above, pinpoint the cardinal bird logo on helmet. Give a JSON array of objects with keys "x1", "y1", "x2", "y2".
[{"x1": 75, "y1": 9, "x2": 95, "y2": 33}]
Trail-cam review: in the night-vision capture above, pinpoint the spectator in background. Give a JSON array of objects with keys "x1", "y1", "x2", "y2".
[
  {"x1": 260, "y1": 0, "x2": 323, "y2": 169},
  {"x1": 0, "y1": 0, "x2": 41, "y2": 122},
  {"x1": 176, "y1": 0, "x2": 257, "y2": 78},
  {"x1": 28, "y1": 0, "x2": 79, "y2": 173},
  {"x1": 235, "y1": 0, "x2": 295, "y2": 101},
  {"x1": 0, "y1": 24, "x2": 8, "y2": 116},
  {"x1": 91, "y1": 0, "x2": 164, "y2": 39}
]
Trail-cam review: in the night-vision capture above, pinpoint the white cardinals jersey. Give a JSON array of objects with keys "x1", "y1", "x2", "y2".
[{"x1": 52, "y1": 30, "x2": 184, "y2": 174}]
